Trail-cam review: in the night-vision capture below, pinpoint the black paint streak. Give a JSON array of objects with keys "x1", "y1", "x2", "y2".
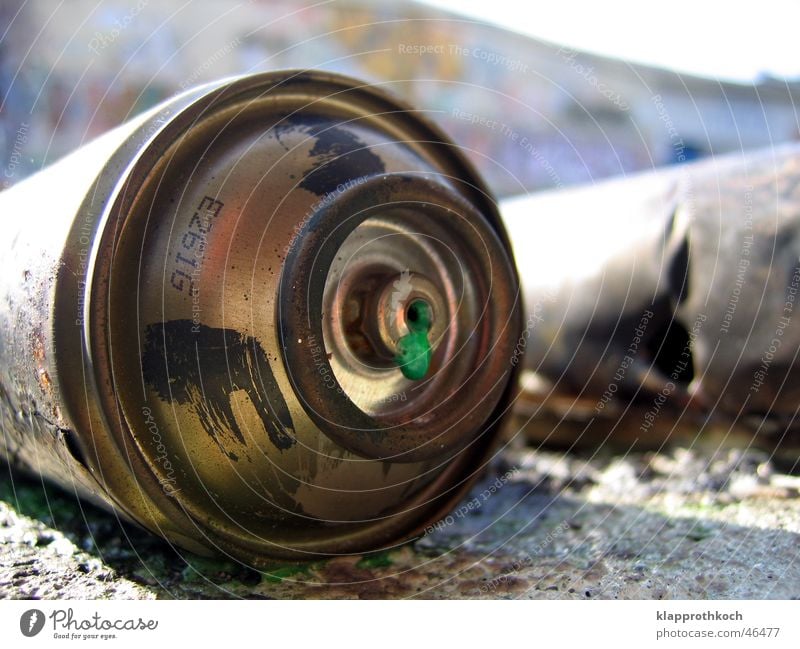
[
  {"x1": 274, "y1": 116, "x2": 385, "y2": 196},
  {"x1": 141, "y1": 321, "x2": 295, "y2": 456}
]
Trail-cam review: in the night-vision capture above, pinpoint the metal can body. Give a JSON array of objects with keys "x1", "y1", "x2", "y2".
[
  {"x1": 0, "y1": 71, "x2": 522, "y2": 561},
  {"x1": 502, "y1": 144, "x2": 800, "y2": 455}
]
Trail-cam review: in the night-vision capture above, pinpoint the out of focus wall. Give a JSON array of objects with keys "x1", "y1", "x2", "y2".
[{"x1": 2, "y1": 0, "x2": 798, "y2": 197}]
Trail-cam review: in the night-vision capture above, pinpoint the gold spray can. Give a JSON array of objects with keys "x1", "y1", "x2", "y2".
[{"x1": 0, "y1": 71, "x2": 522, "y2": 562}]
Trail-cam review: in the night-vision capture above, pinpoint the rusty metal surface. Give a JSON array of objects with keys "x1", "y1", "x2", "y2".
[
  {"x1": 503, "y1": 144, "x2": 800, "y2": 459},
  {"x1": 0, "y1": 71, "x2": 522, "y2": 562}
]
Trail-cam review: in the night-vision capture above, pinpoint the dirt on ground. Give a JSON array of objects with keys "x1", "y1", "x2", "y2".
[{"x1": 3, "y1": 435, "x2": 799, "y2": 599}]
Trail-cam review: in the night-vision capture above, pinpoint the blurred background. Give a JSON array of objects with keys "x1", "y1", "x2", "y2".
[{"x1": 1, "y1": 0, "x2": 799, "y2": 198}]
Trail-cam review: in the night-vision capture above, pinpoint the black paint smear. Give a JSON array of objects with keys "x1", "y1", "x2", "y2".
[
  {"x1": 141, "y1": 321, "x2": 295, "y2": 456},
  {"x1": 274, "y1": 115, "x2": 385, "y2": 197}
]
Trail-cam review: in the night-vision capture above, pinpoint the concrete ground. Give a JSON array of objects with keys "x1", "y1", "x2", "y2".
[{"x1": 2, "y1": 436, "x2": 800, "y2": 599}]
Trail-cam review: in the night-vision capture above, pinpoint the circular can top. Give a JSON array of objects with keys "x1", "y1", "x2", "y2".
[{"x1": 85, "y1": 71, "x2": 522, "y2": 561}]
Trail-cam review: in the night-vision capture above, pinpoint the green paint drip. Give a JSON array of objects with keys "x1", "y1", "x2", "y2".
[{"x1": 394, "y1": 299, "x2": 432, "y2": 380}]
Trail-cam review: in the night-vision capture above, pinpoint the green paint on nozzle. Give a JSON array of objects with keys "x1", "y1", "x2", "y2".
[
  {"x1": 394, "y1": 299, "x2": 433, "y2": 380},
  {"x1": 394, "y1": 333, "x2": 431, "y2": 380}
]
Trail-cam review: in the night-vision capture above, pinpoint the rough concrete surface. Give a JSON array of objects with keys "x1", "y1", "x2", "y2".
[{"x1": 2, "y1": 441, "x2": 799, "y2": 599}]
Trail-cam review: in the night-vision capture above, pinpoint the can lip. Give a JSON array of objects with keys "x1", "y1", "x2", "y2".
[
  {"x1": 80, "y1": 69, "x2": 523, "y2": 560},
  {"x1": 52, "y1": 77, "x2": 240, "y2": 547},
  {"x1": 278, "y1": 171, "x2": 521, "y2": 463}
]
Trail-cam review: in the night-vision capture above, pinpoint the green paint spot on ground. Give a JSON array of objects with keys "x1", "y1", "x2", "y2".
[
  {"x1": 356, "y1": 551, "x2": 394, "y2": 569},
  {"x1": 262, "y1": 563, "x2": 314, "y2": 584},
  {"x1": 686, "y1": 525, "x2": 715, "y2": 542},
  {"x1": 0, "y1": 476, "x2": 79, "y2": 523}
]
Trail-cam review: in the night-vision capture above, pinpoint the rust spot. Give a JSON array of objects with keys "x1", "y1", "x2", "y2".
[
  {"x1": 32, "y1": 329, "x2": 46, "y2": 364},
  {"x1": 38, "y1": 368, "x2": 51, "y2": 390},
  {"x1": 30, "y1": 328, "x2": 54, "y2": 399}
]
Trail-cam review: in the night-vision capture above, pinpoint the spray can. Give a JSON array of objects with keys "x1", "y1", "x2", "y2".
[
  {"x1": 502, "y1": 144, "x2": 800, "y2": 456},
  {"x1": 0, "y1": 71, "x2": 522, "y2": 561}
]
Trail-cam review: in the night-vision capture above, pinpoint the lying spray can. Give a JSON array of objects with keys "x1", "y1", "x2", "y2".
[
  {"x1": 502, "y1": 144, "x2": 800, "y2": 457},
  {"x1": 0, "y1": 71, "x2": 522, "y2": 561}
]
